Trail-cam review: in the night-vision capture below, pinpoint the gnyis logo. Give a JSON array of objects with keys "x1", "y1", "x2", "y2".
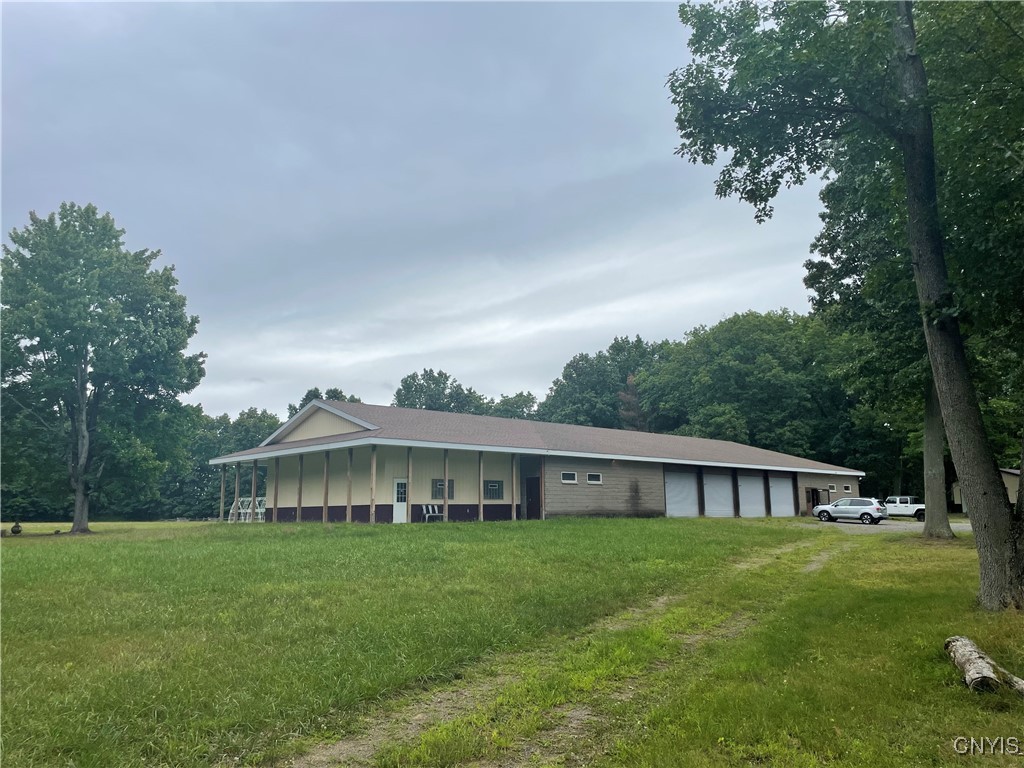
[{"x1": 952, "y1": 736, "x2": 1021, "y2": 755}]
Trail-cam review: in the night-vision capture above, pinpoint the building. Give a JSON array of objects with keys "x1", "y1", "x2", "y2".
[
  {"x1": 209, "y1": 400, "x2": 863, "y2": 522},
  {"x1": 951, "y1": 468, "x2": 1020, "y2": 512}
]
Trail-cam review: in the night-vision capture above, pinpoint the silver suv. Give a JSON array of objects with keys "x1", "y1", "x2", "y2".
[{"x1": 813, "y1": 497, "x2": 887, "y2": 525}]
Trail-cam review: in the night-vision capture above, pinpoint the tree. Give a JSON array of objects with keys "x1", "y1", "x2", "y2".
[
  {"x1": 537, "y1": 336, "x2": 664, "y2": 429},
  {"x1": 637, "y1": 310, "x2": 865, "y2": 465},
  {"x1": 392, "y1": 369, "x2": 491, "y2": 414},
  {"x1": 806, "y1": 147, "x2": 954, "y2": 538},
  {"x1": 490, "y1": 391, "x2": 538, "y2": 420},
  {"x1": 2, "y1": 204, "x2": 205, "y2": 532},
  {"x1": 669, "y1": 1, "x2": 1021, "y2": 607},
  {"x1": 287, "y1": 386, "x2": 360, "y2": 417}
]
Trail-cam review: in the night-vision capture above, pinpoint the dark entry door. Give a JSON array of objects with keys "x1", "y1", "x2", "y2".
[{"x1": 525, "y1": 477, "x2": 541, "y2": 520}]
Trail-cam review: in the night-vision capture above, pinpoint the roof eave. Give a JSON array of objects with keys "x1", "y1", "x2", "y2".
[{"x1": 209, "y1": 435, "x2": 863, "y2": 477}]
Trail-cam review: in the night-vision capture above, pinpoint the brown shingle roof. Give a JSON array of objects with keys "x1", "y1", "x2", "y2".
[{"x1": 212, "y1": 401, "x2": 861, "y2": 476}]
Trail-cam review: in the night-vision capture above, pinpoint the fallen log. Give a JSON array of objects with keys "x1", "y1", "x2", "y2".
[{"x1": 945, "y1": 636, "x2": 1024, "y2": 696}]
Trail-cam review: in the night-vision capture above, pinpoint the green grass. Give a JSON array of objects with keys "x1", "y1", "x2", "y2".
[
  {"x1": 1, "y1": 518, "x2": 809, "y2": 767},
  {"x1": 606, "y1": 535, "x2": 1024, "y2": 768},
  {"x1": 369, "y1": 530, "x2": 1022, "y2": 768}
]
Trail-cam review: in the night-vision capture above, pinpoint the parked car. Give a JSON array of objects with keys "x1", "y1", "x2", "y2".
[
  {"x1": 884, "y1": 495, "x2": 926, "y2": 521},
  {"x1": 813, "y1": 497, "x2": 888, "y2": 524}
]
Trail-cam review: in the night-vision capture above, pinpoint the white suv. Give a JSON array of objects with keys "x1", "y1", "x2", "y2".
[{"x1": 813, "y1": 497, "x2": 888, "y2": 525}]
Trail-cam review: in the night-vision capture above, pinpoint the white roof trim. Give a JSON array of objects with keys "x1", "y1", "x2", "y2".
[
  {"x1": 259, "y1": 400, "x2": 379, "y2": 446},
  {"x1": 212, "y1": 435, "x2": 863, "y2": 477}
]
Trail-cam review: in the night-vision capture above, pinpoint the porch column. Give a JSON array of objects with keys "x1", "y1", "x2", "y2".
[
  {"x1": 791, "y1": 474, "x2": 801, "y2": 516},
  {"x1": 478, "y1": 451, "x2": 484, "y2": 522},
  {"x1": 250, "y1": 461, "x2": 258, "y2": 523},
  {"x1": 406, "y1": 447, "x2": 413, "y2": 524},
  {"x1": 296, "y1": 454, "x2": 304, "y2": 522},
  {"x1": 322, "y1": 450, "x2": 330, "y2": 523},
  {"x1": 234, "y1": 462, "x2": 241, "y2": 516},
  {"x1": 219, "y1": 465, "x2": 226, "y2": 521},
  {"x1": 346, "y1": 447, "x2": 353, "y2": 523},
  {"x1": 369, "y1": 445, "x2": 377, "y2": 523},
  {"x1": 539, "y1": 457, "x2": 546, "y2": 520},
  {"x1": 443, "y1": 448, "x2": 450, "y2": 522},
  {"x1": 272, "y1": 457, "x2": 280, "y2": 523},
  {"x1": 510, "y1": 454, "x2": 517, "y2": 520},
  {"x1": 763, "y1": 470, "x2": 772, "y2": 518}
]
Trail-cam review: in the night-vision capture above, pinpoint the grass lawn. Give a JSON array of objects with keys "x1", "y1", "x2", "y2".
[{"x1": 1, "y1": 519, "x2": 1021, "y2": 767}]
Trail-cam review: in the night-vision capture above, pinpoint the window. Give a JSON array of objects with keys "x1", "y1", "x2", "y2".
[
  {"x1": 431, "y1": 479, "x2": 455, "y2": 500},
  {"x1": 833, "y1": 499, "x2": 849, "y2": 507},
  {"x1": 828, "y1": 483, "x2": 837, "y2": 492},
  {"x1": 852, "y1": 499, "x2": 871, "y2": 506},
  {"x1": 561, "y1": 471, "x2": 577, "y2": 484},
  {"x1": 483, "y1": 480, "x2": 503, "y2": 500},
  {"x1": 843, "y1": 484, "x2": 852, "y2": 493},
  {"x1": 586, "y1": 472, "x2": 603, "y2": 484}
]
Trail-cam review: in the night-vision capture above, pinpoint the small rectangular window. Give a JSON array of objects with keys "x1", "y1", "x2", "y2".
[
  {"x1": 843, "y1": 484, "x2": 852, "y2": 493},
  {"x1": 586, "y1": 472, "x2": 603, "y2": 484},
  {"x1": 483, "y1": 480, "x2": 503, "y2": 500},
  {"x1": 828, "y1": 483, "x2": 837, "y2": 492},
  {"x1": 561, "y1": 471, "x2": 577, "y2": 484},
  {"x1": 431, "y1": 479, "x2": 455, "y2": 500}
]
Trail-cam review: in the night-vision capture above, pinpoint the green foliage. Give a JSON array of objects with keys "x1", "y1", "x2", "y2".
[
  {"x1": 537, "y1": 336, "x2": 666, "y2": 429},
  {"x1": 670, "y1": 1, "x2": 901, "y2": 222},
  {"x1": 1, "y1": 203, "x2": 205, "y2": 525},
  {"x1": 392, "y1": 368, "x2": 493, "y2": 415},
  {"x1": 489, "y1": 391, "x2": 538, "y2": 420},
  {"x1": 157, "y1": 406, "x2": 283, "y2": 519},
  {"x1": 287, "y1": 386, "x2": 360, "y2": 418},
  {"x1": 801, "y1": 2, "x2": 1024, "y2": 471}
]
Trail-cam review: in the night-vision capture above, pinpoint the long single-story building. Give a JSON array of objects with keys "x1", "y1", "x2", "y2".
[{"x1": 209, "y1": 400, "x2": 863, "y2": 523}]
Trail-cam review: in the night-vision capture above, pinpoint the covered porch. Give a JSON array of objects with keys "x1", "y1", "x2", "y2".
[{"x1": 215, "y1": 444, "x2": 534, "y2": 523}]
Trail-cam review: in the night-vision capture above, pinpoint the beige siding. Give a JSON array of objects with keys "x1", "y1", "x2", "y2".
[
  {"x1": 274, "y1": 408, "x2": 367, "y2": 443},
  {"x1": 953, "y1": 471, "x2": 1018, "y2": 506},
  {"x1": 797, "y1": 472, "x2": 861, "y2": 515},
  {"x1": 544, "y1": 457, "x2": 665, "y2": 517},
  {"x1": 269, "y1": 447, "x2": 518, "y2": 510}
]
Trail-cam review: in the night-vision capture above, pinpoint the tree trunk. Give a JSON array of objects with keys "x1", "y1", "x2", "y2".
[
  {"x1": 922, "y1": 377, "x2": 953, "y2": 539},
  {"x1": 892, "y1": 1, "x2": 1020, "y2": 608},
  {"x1": 68, "y1": 358, "x2": 92, "y2": 534}
]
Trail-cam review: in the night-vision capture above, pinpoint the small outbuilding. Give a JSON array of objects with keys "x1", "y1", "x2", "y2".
[
  {"x1": 951, "y1": 468, "x2": 1020, "y2": 513},
  {"x1": 209, "y1": 400, "x2": 863, "y2": 523}
]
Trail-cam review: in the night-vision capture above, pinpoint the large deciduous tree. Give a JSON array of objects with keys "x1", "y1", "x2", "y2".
[
  {"x1": 669, "y1": 1, "x2": 1021, "y2": 608},
  {"x1": 2, "y1": 204, "x2": 205, "y2": 533},
  {"x1": 537, "y1": 336, "x2": 665, "y2": 429},
  {"x1": 392, "y1": 369, "x2": 491, "y2": 414}
]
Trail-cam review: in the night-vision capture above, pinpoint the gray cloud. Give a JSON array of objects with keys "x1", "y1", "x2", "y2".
[{"x1": 3, "y1": 2, "x2": 822, "y2": 418}]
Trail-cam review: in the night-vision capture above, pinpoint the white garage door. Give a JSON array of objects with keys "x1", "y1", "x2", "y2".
[
  {"x1": 769, "y1": 473, "x2": 796, "y2": 517},
  {"x1": 737, "y1": 472, "x2": 767, "y2": 517},
  {"x1": 665, "y1": 470, "x2": 699, "y2": 517},
  {"x1": 703, "y1": 472, "x2": 734, "y2": 517}
]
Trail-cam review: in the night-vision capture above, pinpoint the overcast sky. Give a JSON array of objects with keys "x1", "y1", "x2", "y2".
[{"x1": 2, "y1": 2, "x2": 824, "y2": 420}]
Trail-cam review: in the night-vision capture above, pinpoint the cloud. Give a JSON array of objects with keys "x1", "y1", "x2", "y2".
[{"x1": 3, "y1": 2, "x2": 824, "y2": 419}]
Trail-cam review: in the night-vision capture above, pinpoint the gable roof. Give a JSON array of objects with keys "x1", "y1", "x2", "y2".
[{"x1": 210, "y1": 400, "x2": 862, "y2": 476}]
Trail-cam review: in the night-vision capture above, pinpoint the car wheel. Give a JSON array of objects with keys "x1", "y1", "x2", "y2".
[
  {"x1": 817, "y1": 511, "x2": 831, "y2": 522},
  {"x1": 915, "y1": 510, "x2": 925, "y2": 522},
  {"x1": 860, "y1": 513, "x2": 873, "y2": 524}
]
